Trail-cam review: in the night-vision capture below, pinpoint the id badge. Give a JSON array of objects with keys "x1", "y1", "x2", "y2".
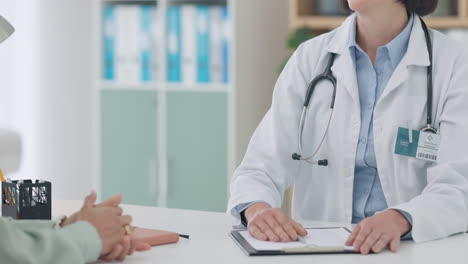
[{"x1": 394, "y1": 127, "x2": 440, "y2": 162}]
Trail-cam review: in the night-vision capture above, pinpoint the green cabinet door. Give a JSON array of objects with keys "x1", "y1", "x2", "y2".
[
  {"x1": 101, "y1": 90, "x2": 158, "y2": 206},
  {"x1": 166, "y1": 92, "x2": 228, "y2": 212}
]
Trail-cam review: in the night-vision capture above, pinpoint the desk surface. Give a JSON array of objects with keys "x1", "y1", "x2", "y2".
[{"x1": 54, "y1": 200, "x2": 468, "y2": 264}]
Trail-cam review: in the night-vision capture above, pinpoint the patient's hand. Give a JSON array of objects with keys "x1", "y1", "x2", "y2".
[
  {"x1": 100, "y1": 235, "x2": 151, "y2": 262},
  {"x1": 62, "y1": 193, "x2": 151, "y2": 262},
  {"x1": 62, "y1": 193, "x2": 123, "y2": 227}
]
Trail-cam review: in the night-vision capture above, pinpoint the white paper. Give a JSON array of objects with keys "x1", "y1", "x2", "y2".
[{"x1": 240, "y1": 227, "x2": 353, "y2": 251}]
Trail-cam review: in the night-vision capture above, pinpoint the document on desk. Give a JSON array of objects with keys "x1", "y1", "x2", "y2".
[{"x1": 230, "y1": 227, "x2": 357, "y2": 256}]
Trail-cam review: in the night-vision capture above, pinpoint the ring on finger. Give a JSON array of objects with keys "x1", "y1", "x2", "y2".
[{"x1": 124, "y1": 225, "x2": 133, "y2": 236}]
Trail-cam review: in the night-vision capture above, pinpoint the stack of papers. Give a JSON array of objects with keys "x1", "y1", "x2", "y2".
[
  {"x1": 240, "y1": 227, "x2": 353, "y2": 250},
  {"x1": 231, "y1": 227, "x2": 357, "y2": 255}
]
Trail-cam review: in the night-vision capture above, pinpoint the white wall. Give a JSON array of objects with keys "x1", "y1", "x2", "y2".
[
  {"x1": 37, "y1": 0, "x2": 95, "y2": 199},
  {"x1": 0, "y1": 1, "x2": 40, "y2": 180},
  {"x1": 0, "y1": 0, "x2": 95, "y2": 200},
  {"x1": 234, "y1": 0, "x2": 289, "y2": 165}
]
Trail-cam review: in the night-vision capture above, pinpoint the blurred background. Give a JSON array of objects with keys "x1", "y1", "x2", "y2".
[{"x1": 0, "y1": 0, "x2": 467, "y2": 212}]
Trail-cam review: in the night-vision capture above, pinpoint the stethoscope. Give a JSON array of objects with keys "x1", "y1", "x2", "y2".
[{"x1": 292, "y1": 16, "x2": 437, "y2": 166}]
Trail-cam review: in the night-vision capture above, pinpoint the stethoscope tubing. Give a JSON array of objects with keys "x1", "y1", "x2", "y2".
[
  {"x1": 297, "y1": 106, "x2": 334, "y2": 164},
  {"x1": 293, "y1": 16, "x2": 437, "y2": 166}
]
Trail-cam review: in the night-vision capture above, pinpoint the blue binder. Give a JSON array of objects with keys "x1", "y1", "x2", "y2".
[
  {"x1": 103, "y1": 6, "x2": 115, "y2": 80},
  {"x1": 167, "y1": 6, "x2": 182, "y2": 82},
  {"x1": 222, "y1": 7, "x2": 229, "y2": 84},
  {"x1": 140, "y1": 6, "x2": 152, "y2": 82},
  {"x1": 196, "y1": 6, "x2": 210, "y2": 83}
]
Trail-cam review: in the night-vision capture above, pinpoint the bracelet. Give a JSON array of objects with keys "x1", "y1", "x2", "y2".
[{"x1": 54, "y1": 215, "x2": 68, "y2": 229}]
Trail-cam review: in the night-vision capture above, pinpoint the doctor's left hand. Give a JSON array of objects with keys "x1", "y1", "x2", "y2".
[{"x1": 345, "y1": 209, "x2": 411, "y2": 254}]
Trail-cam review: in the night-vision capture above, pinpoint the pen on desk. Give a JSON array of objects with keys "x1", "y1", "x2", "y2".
[{"x1": 179, "y1": 234, "x2": 190, "y2": 239}]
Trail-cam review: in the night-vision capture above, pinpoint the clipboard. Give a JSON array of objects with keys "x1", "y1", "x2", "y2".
[{"x1": 229, "y1": 227, "x2": 358, "y2": 256}]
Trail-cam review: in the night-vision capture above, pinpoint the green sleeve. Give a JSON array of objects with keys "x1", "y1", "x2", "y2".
[
  {"x1": 0, "y1": 217, "x2": 102, "y2": 264},
  {"x1": 3, "y1": 217, "x2": 55, "y2": 230}
]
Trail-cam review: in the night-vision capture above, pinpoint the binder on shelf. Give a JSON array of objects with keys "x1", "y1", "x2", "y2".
[
  {"x1": 151, "y1": 5, "x2": 163, "y2": 82},
  {"x1": 167, "y1": 6, "x2": 182, "y2": 82},
  {"x1": 196, "y1": 6, "x2": 211, "y2": 83},
  {"x1": 140, "y1": 6, "x2": 153, "y2": 82},
  {"x1": 115, "y1": 5, "x2": 140, "y2": 84},
  {"x1": 181, "y1": 5, "x2": 197, "y2": 85},
  {"x1": 103, "y1": 6, "x2": 116, "y2": 80},
  {"x1": 221, "y1": 7, "x2": 230, "y2": 84},
  {"x1": 102, "y1": 2, "x2": 230, "y2": 86},
  {"x1": 210, "y1": 6, "x2": 223, "y2": 84}
]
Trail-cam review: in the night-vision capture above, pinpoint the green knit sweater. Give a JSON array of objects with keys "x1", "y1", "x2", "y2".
[{"x1": 0, "y1": 217, "x2": 101, "y2": 264}]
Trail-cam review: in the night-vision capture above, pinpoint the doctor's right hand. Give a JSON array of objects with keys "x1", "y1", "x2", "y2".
[{"x1": 244, "y1": 202, "x2": 307, "y2": 242}]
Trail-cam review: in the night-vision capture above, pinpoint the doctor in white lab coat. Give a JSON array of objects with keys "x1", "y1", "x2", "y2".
[{"x1": 228, "y1": 0, "x2": 468, "y2": 254}]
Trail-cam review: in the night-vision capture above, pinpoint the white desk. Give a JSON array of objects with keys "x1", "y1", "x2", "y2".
[{"x1": 54, "y1": 200, "x2": 468, "y2": 264}]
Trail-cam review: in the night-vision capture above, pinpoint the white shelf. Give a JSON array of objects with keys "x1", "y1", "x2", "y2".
[
  {"x1": 98, "y1": 80, "x2": 230, "y2": 93},
  {"x1": 165, "y1": 83, "x2": 230, "y2": 93},
  {"x1": 103, "y1": 0, "x2": 157, "y2": 5},
  {"x1": 167, "y1": 0, "x2": 227, "y2": 5},
  {"x1": 98, "y1": 80, "x2": 164, "y2": 91}
]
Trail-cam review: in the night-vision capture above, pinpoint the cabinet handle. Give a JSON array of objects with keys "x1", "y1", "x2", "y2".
[
  {"x1": 147, "y1": 158, "x2": 157, "y2": 197},
  {"x1": 166, "y1": 157, "x2": 174, "y2": 200}
]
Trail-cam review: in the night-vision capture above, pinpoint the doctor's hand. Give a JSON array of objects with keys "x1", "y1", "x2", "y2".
[
  {"x1": 244, "y1": 202, "x2": 307, "y2": 242},
  {"x1": 345, "y1": 209, "x2": 411, "y2": 254}
]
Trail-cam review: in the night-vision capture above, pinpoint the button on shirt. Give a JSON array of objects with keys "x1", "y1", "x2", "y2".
[{"x1": 349, "y1": 14, "x2": 414, "y2": 233}]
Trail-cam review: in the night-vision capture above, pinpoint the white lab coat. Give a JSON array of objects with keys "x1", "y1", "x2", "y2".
[{"x1": 228, "y1": 14, "x2": 468, "y2": 243}]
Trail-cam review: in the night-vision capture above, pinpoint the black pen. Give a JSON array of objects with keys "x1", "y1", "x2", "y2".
[{"x1": 179, "y1": 234, "x2": 190, "y2": 239}]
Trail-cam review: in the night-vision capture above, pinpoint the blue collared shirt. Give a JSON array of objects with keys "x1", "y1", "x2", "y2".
[{"x1": 349, "y1": 14, "x2": 414, "y2": 238}]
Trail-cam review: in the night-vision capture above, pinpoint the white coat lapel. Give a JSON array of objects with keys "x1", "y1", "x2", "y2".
[
  {"x1": 378, "y1": 16, "x2": 430, "y2": 103},
  {"x1": 326, "y1": 14, "x2": 360, "y2": 110},
  {"x1": 331, "y1": 49, "x2": 360, "y2": 110}
]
